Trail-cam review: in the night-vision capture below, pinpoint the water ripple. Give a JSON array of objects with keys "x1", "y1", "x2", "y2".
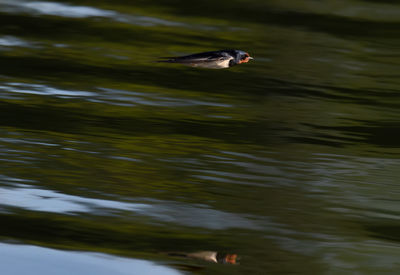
[
  {"x1": 0, "y1": 36, "x2": 38, "y2": 48},
  {"x1": 0, "y1": 184, "x2": 266, "y2": 230},
  {"x1": 0, "y1": 82, "x2": 232, "y2": 108},
  {"x1": 2, "y1": 1, "x2": 212, "y2": 29},
  {"x1": 1, "y1": 82, "x2": 95, "y2": 98}
]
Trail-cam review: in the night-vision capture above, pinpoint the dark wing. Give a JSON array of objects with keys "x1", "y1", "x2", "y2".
[{"x1": 157, "y1": 51, "x2": 231, "y2": 64}]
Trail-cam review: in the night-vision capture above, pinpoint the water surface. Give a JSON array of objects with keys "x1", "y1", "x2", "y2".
[{"x1": 1, "y1": 0, "x2": 400, "y2": 274}]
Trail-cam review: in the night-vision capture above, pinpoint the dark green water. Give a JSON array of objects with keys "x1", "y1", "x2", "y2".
[{"x1": 1, "y1": 0, "x2": 400, "y2": 274}]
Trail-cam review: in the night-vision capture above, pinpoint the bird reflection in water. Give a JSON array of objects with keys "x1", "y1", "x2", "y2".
[{"x1": 166, "y1": 251, "x2": 238, "y2": 264}]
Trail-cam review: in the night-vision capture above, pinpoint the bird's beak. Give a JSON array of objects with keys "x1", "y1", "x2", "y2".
[{"x1": 248, "y1": 56, "x2": 254, "y2": 60}]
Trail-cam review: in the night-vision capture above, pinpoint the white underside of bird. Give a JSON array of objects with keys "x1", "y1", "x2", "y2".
[{"x1": 190, "y1": 57, "x2": 233, "y2": 69}]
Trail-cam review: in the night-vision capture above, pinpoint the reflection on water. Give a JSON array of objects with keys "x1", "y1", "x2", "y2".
[
  {"x1": 0, "y1": 184, "x2": 150, "y2": 214},
  {"x1": 3, "y1": 0, "x2": 203, "y2": 28},
  {"x1": 0, "y1": 183, "x2": 263, "y2": 230},
  {"x1": 166, "y1": 251, "x2": 238, "y2": 264},
  {"x1": 0, "y1": 243, "x2": 182, "y2": 275},
  {"x1": 5, "y1": 1, "x2": 116, "y2": 18},
  {"x1": 1, "y1": 0, "x2": 400, "y2": 274},
  {"x1": 0, "y1": 82, "x2": 95, "y2": 97},
  {"x1": 0, "y1": 35, "x2": 36, "y2": 48}
]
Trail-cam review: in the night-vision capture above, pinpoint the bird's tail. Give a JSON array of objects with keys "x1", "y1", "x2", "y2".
[{"x1": 154, "y1": 57, "x2": 177, "y2": 63}]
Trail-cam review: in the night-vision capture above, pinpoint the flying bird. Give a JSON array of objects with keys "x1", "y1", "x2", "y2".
[{"x1": 157, "y1": 49, "x2": 253, "y2": 69}]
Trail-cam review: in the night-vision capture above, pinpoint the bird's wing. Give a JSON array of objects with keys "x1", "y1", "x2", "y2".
[
  {"x1": 178, "y1": 52, "x2": 231, "y2": 63},
  {"x1": 160, "y1": 51, "x2": 232, "y2": 63}
]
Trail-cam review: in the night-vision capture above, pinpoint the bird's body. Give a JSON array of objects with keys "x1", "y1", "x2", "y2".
[{"x1": 157, "y1": 49, "x2": 253, "y2": 69}]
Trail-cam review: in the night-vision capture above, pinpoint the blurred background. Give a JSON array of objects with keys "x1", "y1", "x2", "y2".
[{"x1": 1, "y1": 0, "x2": 400, "y2": 274}]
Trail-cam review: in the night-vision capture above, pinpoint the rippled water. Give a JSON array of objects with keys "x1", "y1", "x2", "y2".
[{"x1": 1, "y1": 0, "x2": 400, "y2": 274}]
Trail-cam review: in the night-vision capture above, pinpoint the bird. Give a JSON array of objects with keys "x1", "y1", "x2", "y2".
[
  {"x1": 165, "y1": 251, "x2": 238, "y2": 264},
  {"x1": 156, "y1": 49, "x2": 253, "y2": 69}
]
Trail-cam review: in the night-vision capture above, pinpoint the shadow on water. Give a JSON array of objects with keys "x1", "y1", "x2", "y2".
[
  {"x1": 365, "y1": 224, "x2": 400, "y2": 243},
  {"x1": 0, "y1": 213, "x2": 216, "y2": 253},
  {"x1": 299, "y1": 121, "x2": 400, "y2": 148}
]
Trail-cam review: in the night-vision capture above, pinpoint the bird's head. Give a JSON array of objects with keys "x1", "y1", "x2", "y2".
[{"x1": 236, "y1": 50, "x2": 253, "y2": 64}]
